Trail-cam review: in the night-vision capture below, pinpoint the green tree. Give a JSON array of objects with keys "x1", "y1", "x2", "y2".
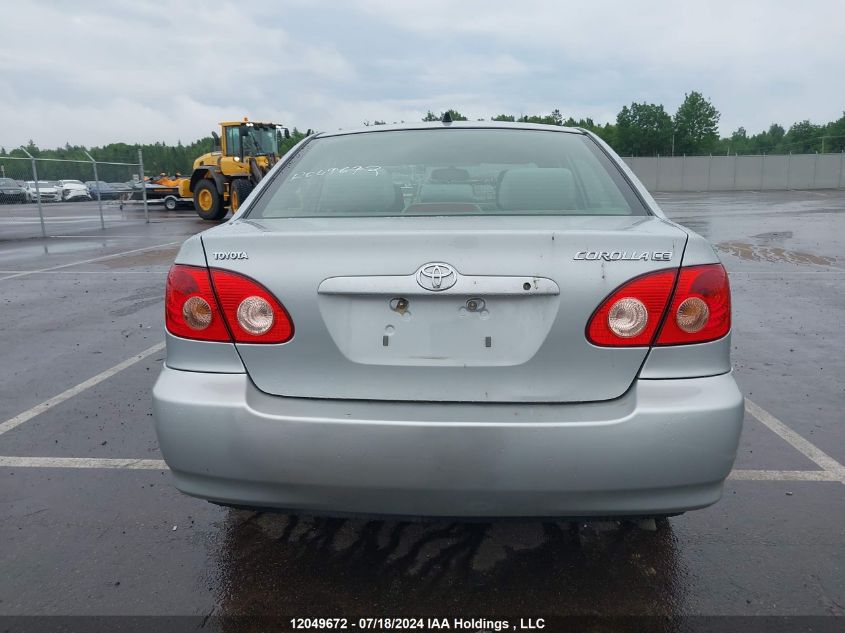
[
  {"x1": 725, "y1": 127, "x2": 749, "y2": 154},
  {"x1": 443, "y1": 109, "x2": 467, "y2": 121},
  {"x1": 822, "y1": 112, "x2": 845, "y2": 152},
  {"x1": 423, "y1": 109, "x2": 468, "y2": 122},
  {"x1": 615, "y1": 102, "x2": 673, "y2": 156},
  {"x1": 673, "y1": 91, "x2": 720, "y2": 154},
  {"x1": 783, "y1": 120, "x2": 820, "y2": 153}
]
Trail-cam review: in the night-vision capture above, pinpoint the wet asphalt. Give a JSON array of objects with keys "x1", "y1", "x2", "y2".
[{"x1": 0, "y1": 192, "x2": 843, "y2": 625}]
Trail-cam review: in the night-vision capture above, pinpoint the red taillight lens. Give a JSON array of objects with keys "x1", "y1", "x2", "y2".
[
  {"x1": 655, "y1": 264, "x2": 730, "y2": 345},
  {"x1": 586, "y1": 269, "x2": 677, "y2": 346},
  {"x1": 165, "y1": 265, "x2": 231, "y2": 342},
  {"x1": 209, "y1": 269, "x2": 294, "y2": 343},
  {"x1": 165, "y1": 265, "x2": 294, "y2": 344},
  {"x1": 586, "y1": 263, "x2": 731, "y2": 347}
]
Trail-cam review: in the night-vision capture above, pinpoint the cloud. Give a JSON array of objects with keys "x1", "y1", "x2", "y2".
[{"x1": 0, "y1": 0, "x2": 842, "y2": 148}]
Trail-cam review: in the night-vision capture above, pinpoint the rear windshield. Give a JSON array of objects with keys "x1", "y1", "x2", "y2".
[{"x1": 247, "y1": 128, "x2": 647, "y2": 218}]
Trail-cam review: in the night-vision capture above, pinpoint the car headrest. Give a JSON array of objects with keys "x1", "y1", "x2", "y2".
[
  {"x1": 419, "y1": 183, "x2": 475, "y2": 203},
  {"x1": 318, "y1": 170, "x2": 399, "y2": 214},
  {"x1": 430, "y1": 167, "x2": 470, "y2": 182},
  {"x1": 497, "y1": 168, "x2": 578, "y2": 211}
]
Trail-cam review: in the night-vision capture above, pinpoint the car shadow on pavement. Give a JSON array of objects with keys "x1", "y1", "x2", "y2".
[{"x1": 210, "y1": 510, "x2": 687, "y2": 621}]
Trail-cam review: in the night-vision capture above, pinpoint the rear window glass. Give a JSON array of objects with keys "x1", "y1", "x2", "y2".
[{"x1": 247, "y1": 128, "x2": 646, "y2": 219}]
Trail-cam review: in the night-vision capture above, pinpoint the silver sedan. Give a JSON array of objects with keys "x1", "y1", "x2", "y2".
[{"x1": 153, "y1": 122, "x2": 743, "y2": 519}]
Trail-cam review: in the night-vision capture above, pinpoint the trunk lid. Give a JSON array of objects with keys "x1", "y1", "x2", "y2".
[{"x1": 202, "y1": 215, "x2": 686, "y2": 402}]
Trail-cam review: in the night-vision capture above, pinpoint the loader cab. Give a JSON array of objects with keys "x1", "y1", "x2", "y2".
[{"x1": 220, "y1": 121, "x2": 282, "y2": 161}]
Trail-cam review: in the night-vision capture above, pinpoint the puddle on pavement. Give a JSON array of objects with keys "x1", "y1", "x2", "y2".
[
  {"x1": 101, "y1": 246, "x2": 179, "y2": 268},
  {"x1": 751, "y1": 231, "x2": 794, "y2": 240},
  {"x1": 716, "y1": 241, "x2": 836, "y2": 266},
  {"x1": 110, "y1": 284, "x2": 165, "y2": 316},
  {"x1": 208, "y1": 511, "x2": 687, "y2": 617}
]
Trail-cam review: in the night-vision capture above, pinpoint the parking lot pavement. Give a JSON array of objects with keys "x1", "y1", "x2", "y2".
[
  {"x1": 0, "y1": 191, "x2": 843, "y2": 623},
  {"x1": 0, "y1": 199, "x2": 189, "y2": 242}
]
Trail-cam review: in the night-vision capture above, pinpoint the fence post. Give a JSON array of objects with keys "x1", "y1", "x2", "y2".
[
  {"x1": 812, "y1": 152, "x2": 818, "y2": 189},
  {"x1": 19, "y1": 147, "x2": 47, "y2": 238},
  {"x1": 706, "y1": 154, "x2": 712, "y2": 191},
  {"x1": 681, "y1": 154, "x2": 686, "y2": 191},
  {"x1": 84, "y1": 150, "x2": 105, "y2": 230},
  {"x1": 138, "y1": 149, "x2": 149, "y2": 223},
  {"x1": 655, "y1": 154, "x2": 660, "y2": 192},
  {"x1": 786, "y1": 152, "x2": 792, "y2": 190},
  {"x1": 839, "y1": 151, "x2": 844, "y2": 189},
  {"x1": 733, "y1": 153, "x2": 738, "y2": 190},
  {"x1": 760, "y1": 153, "x2": 765, "y2": 190}
]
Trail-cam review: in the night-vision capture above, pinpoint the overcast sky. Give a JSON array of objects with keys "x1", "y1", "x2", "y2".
[{"x1": 1, "y1": 0, "x2": 842, "y2": 149}]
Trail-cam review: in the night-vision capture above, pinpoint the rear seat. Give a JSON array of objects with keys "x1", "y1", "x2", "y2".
[
  {"x1": 318, "y1": 171, "x2": 403, "y2": 214},
  {"x1": 497, "y1": 168, "x2": 578, "y2": 211},
  {"x1": 418, "y1": 183, "x2": 475, "y2": 203}
]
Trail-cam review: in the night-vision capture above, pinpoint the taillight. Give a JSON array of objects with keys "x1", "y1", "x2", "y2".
[
  {"x1": 586, "y1": 269, "x2": 677, "y2": 346},
  {"x1": 209, "y1": 269, "x2": 294, "y2": 343},
  {"x1": 586, "y1": 264, "x2": 730, "y2": 347},
  {"x1": 165, "y1": 265, "x2": 294, "y2": 344},
  {"x1": 165, "y1": 265, "x2": 231, "y2": 342},
  {"x1": 655, "y1": 264, "x2": 730, "y2": 345}
]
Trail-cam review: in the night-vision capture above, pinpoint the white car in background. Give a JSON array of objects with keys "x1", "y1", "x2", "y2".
[
  {"x1": 56, "y1": 179, "x2": 92, "y2": 201},
  {"x1": 23, "y1": 181, "x2": 62, "y2": 203}
]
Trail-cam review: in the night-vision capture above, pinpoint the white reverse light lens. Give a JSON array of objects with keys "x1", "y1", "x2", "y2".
[
  {"x1": 676, "y1": 297, "x2": 709, "y2": 333},
  {"x1": 182, "y1": 296, "x2": 212, "y2": 330},
  {"x1": 237, "y1": 296, "x2": 274, "y2": 335},
  {"x1": 607, "y1": 297, "x2": 648, "y2": 338}
]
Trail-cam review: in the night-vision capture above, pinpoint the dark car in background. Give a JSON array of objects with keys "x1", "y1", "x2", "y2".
[
  {"x1": 0, "y1": 177, "x2": 26, "y2": 203},
  {"x1": 85, "y1": 180, "x2": 123, "y2": 200}
]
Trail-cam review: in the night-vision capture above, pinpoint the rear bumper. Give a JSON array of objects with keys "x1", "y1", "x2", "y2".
[{"x1": 152, "y1": 367, "x2": 744, "y2": 518}]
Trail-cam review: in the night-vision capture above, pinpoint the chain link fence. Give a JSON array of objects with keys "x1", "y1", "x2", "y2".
[{"x1": 0, "y1": 151, "x2": 148, "y2": 238}]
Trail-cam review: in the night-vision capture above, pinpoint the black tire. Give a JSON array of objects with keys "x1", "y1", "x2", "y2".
[
  {"x1": 164, "y1": 196, "x2": 178, "y2": 211},
  {"x1": 193, "y1": 179, "x2": 226, "y2": 221},
  {"x1": 230, "y1": 179, "x2": 254, "y2": 212}
]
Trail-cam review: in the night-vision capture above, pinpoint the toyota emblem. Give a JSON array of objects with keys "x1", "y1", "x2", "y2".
[{"x1": 416, "y1": 262, "x2": 458, "y2": 291}]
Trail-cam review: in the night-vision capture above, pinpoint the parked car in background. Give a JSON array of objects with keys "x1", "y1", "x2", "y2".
[
  {"x1": 23, "y1": 181, "x2": 61, "y2": 202},
  {"x1": 56, "y1": 179, "x2": 92, "y2": 201},
  {"x1": 0, "y1": 177, "x2": 26, "y2": 203},
  {"x1": 85, "y1": 180, "x2": 123, "y2": 200}
]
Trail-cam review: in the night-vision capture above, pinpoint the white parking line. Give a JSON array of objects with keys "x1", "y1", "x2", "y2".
[
  {"x1": 0, "y1": 456, "x2": 167, "y2": 469},
  {"x1": 745, "y1": 399, "x2": 845, "y2": 476},
  {"x1": 0, "y1": 457, "x2": 841, "y2": 484},
  {"x1": 730, "y1": 271, "x2": 845, "y2": 275},
  {"x1": 728, "y1": 469, "x2": 843, "y2": 482},
  {"x1": 0, "y1": 242, "x2": 179, "y2": 282},
  {"x1": 0, "y1": 270, "x2": 168, "y2": 275},
  {"x1": 0, "y1": 355, "x2": 842, "y2": 486},
  {"x1": 0, "y1": 341, "x2": 165, "y2": 437}
]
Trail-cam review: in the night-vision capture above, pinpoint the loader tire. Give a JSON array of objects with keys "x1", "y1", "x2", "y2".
[
  {"x1": 193, "y1": 180, "x2": 226, "y2": 221},
  {"x1": 230, "y1": 179, "x2": 254, "y2": 212}
]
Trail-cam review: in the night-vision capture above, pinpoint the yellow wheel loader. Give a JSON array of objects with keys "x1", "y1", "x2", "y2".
[{"x1": 179, "y1": 119, "x2": 287, "y2": 221}]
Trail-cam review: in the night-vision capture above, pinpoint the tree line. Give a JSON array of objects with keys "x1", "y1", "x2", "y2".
[
  {"x1": 0, "y1": 130, "x2": 309, "y2": 181},
  {"x1": 2, "y1": 92, "x2": 844, "y2": 178},
  {"x1": 411, "y1": 92, "x2": 845, "y2": 157}
]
